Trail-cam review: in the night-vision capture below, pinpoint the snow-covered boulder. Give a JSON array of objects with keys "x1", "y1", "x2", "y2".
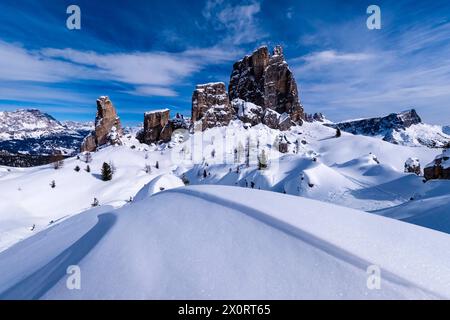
[
  {"x1": 424, "y1": 149, "x2": 450, "y2": 180},
  {"x1": 232, "y1": 99, "x2": 264, "y2": 126},
  {"x1": 404, "y1": 157, "x2": 421, "y2": 175},
  {"x1": 134, "y1": 174, "x2": 184, "y2": 201}
]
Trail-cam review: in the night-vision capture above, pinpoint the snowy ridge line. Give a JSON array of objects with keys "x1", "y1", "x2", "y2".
[
  {"x1": 0, "y1": 213, "x2": 117, "y2": 300},
  {"x1": 160, "y1": 188, "x2": 443, "y2": 298}
]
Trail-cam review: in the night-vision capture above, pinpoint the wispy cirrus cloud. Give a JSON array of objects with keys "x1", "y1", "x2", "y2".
[
  {"x1": 0, "y1": 40, "x2": 241, "y2": 102},
  {"x1": 125, "y1": 86, "x2": 179, "y2": 97},
  {"x1": 291, "y1": 16, "x2": 450, "y2": 124},
  {"x1": 202, "y1": 0, "x2": 267, "y2": 45},
  {"x1": 293, "y1": 50, "x2": 374, "y2": 71}
]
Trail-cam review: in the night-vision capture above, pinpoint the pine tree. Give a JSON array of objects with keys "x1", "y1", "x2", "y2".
[
  {"x1": 258, "y1": 150, "x2": 268, "y2": 170},
  {"x1": 101, "y1": 162, "x2": 113, "y2": 181},
  {"x1": 91, "y1": 198, "x2": 99, "y2": 207},
  {"x1": 84, "y1": 152, "x2": 92, "y2": 163},
  {"x1": 52, "y1": 154, "x2": 64, "y2": 169},
  {"x1": 245, "y1": 137, "x2": 250, "y2": 168},
  {"x1": 182, "y1": 174, "x2": 190, "y2": 185},
  {"x1": 203, "y1": 169, "x2": 207, "y2": 178},
  {"x1": 336, "y1": 128, "x2": 342, "y2": 138}
]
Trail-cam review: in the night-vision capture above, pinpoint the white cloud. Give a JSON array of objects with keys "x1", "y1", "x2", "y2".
[
  {"x1": 126, "y1": 86, "x2": 179, "y2": 97},
  {"x1": 0, "y1": 41, "x2": 241, "y2": 101},
  {"x1": 41, "y1": 48, "x2": 200, "y2": 86},
  {"x1": 202, "y1": 0, "x2": 266, "y2": 45},
  {"x1": 295, "y1": 50, "x2": 374, "y2": 70},
  {"x1": 0, "y1": 41, "x2": 94, "y2": 82}
]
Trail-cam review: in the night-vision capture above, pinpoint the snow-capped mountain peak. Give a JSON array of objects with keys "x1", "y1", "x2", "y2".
[
  {"x1": 0, "y1": 109, "x2": 67, "y2": 140},
  {"x1": 0, "y1": 109, "x2": 93, "y2": 158},
  {"x1": 328, "y1": 109, "x2": 450, "y2": 148}
]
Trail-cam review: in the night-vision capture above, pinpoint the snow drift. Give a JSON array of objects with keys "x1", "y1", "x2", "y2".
[{"x1": 1, "y1": 186, "x2": 450, "y2": 300}]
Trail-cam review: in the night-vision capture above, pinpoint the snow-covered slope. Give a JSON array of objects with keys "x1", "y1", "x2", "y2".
[
  {"x1": 375, "y1": 180, "x2": 450, "y2": 234},
  {"x1": 1, "y1": 185, "x2": 450, "y2": 300},
  {"x1": 0, "y1": 120, "x2": 441, "y2": 252},
  {"x1": 183, "y1": 121, "x2": 437, "y2": 211}
]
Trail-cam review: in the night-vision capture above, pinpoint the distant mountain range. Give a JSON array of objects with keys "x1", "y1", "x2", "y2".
[
  {"x1": 0, "y1": 109, "x2": 93, "y2": 166},
  {"x1": 327, "y1": 109, "x2": 450, "y2": 148}
]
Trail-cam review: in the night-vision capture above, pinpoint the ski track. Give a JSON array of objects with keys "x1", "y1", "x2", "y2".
[
  {"x1": 162, "y1": 188, "x2": 442, "y2": 299},
  {"x1": 0, "y1": 213, "x2": 117, "y2": 300}
]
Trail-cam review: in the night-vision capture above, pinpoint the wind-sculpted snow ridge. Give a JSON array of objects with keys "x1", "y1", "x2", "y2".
[{"x1": 1, "y1": 186, "x2": 450, "y2": 299}]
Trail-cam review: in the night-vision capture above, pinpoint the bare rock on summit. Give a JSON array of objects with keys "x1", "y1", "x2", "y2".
[
  {"x1": 192, "y1": 83, "x2": 235, "y2": 130},
  {"x1": 229, "y1": 45, "x2": 304, "y2": 124},
  {"x1": 81, "y1": 96, "x2": 122, "y2": 152}
]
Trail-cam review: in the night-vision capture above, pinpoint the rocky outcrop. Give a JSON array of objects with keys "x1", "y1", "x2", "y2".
[
  {"x1": 424, "y1": 149, "x2": 450, "y2": 180},
  {"x1": 305, "y1": 112, "x2": 327, "y2": 123},
  {"x1": 140, "y1": 109, "x2": 172, "y2": 144},
  {"x1": 192, "y1": 83, "x2": 235, "y2": 130},
  {"x1": 404, "y1": 157, "x2": 421, "y2": 175},
  {"x1": 229, "y1": 46, "x2": 304, "y2": 124},
  {"x1": 232, "y1": 99, "x2": 264, "y2": 126},
  {"x1": 231, "y1": 99, "x2": 294, "y2": 130},
  {"x1": 81, "y1": 96, "x2": 122, "y2": 152},
  {"x1": 138, "y1": 110, "x2": 189, "y2": 145}
]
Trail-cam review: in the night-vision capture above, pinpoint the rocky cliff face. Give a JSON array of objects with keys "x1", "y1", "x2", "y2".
[
  {"x1": 192, "y1": 83, "x2": 235, "y2": 130},
  {"x1": 229, "y1": 46, "x2": 304, "y2": 124},
  {"x1": 81, "y1": 96, "x2": 122, "y2": 152},
  {"x1": 138, "y1": 46, "x2": 303, "y2": 142},
  {"x1": 137, "y1": 110, "x2": 189, "y2": 145},
  {"x1": 141, "y1": 109, "x2": 172, "y2": 144}
]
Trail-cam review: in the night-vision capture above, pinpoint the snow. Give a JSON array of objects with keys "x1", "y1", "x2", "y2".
[
  {"x1": 144, "y1": 109, "x2": 170, "y2": 115},
  {"x1": 1, "y1": 185, "x2": 450, "y2": 299},
  {"x1": 405, "y1": 157, "x2": 420, "y2": 168},
  {"x1": 134, "y1": 174, "x2": 184, "y2": 200},
  {"x1": 426, "y1": 149, "x2": 450, "y2": 169},
  {"x1": 391, "y1": 123, "x2": 450, "y2": 148},
  {"x1": 0, "y1": 120, "x2": 440, "y2": 253},
  {"x1": 1, "y1": 117, "x2": 450, "y2": 299}
]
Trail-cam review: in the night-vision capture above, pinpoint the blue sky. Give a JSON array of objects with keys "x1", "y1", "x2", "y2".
[{"x1": 0, "y1": 0, "x2": 450, "y2": 125}]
